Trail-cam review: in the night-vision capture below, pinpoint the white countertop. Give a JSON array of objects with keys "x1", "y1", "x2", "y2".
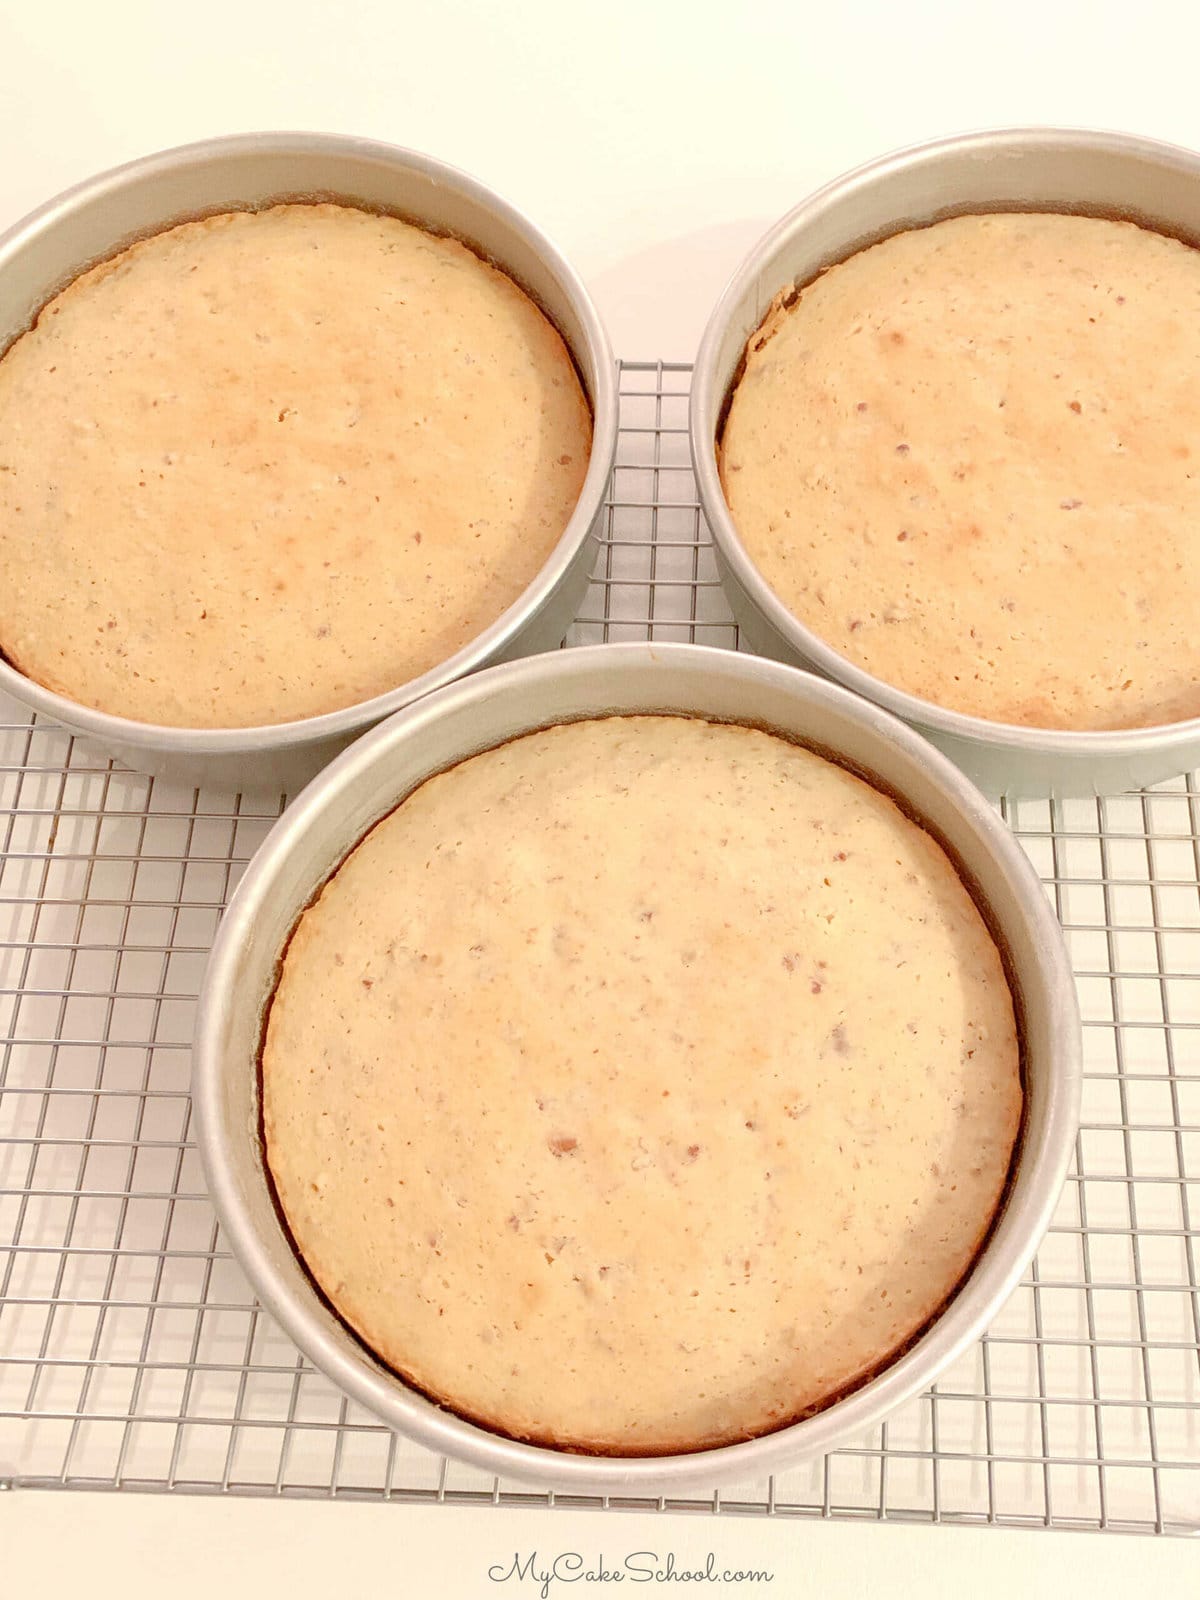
[
  {"x1": 5, "y1": 1491, "x2": 1200, "y2": 1599},
  {"x1": 3, "y1": 0, "x2": 1199, "y2": 1588},
  {"x1": 8, "y1": 0, "x2": 1200, "y2": 362}
]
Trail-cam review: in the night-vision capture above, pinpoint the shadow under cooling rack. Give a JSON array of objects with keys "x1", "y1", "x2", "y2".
[{"x1": 0, "y1": 362, "x2": 1197, "y2": 1534}]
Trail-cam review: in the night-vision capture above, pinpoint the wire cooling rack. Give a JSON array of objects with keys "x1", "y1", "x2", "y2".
[{"x1": 1, "y1": 361, "x2": 1198, "y2": 1535}]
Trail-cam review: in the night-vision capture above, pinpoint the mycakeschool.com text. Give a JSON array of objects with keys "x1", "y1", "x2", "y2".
[{"x1": 487, "y1": 1551, "x2": 775, "y2": 1596}]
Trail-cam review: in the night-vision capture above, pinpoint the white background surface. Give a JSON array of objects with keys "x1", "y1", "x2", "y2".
[
  {"x1": 2, "y1": 0, "x2": 1199, "y2": 1590},
  {"x1": 5, "y1": 0, "x2": 1200, "y2": 362},
  {"x1": 6, "y1": 1493, "x2": 1200, "y2": 1599}
]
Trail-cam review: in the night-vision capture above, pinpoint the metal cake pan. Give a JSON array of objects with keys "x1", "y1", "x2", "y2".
[
  {"x1": 690, "y1": 128, "x2": 1200, "y2": 798},
  {"x1": 0, "y1": 132, "x2": 617, "y2": 793},
  {"x1": 193, "y1": 642, "x2": 1082, "y2": 1493}
]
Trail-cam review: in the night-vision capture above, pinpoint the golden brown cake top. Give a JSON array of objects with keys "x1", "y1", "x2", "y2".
[
  {"x1": 262, "y1": 715, "x2": 1021, "y2": 1455},
  {"x1": 720, "y1": 212, "x2": 1200, "y2": 730},
  {"x1": 0, "y1": 203, "x2": 590, "y2": 727}
]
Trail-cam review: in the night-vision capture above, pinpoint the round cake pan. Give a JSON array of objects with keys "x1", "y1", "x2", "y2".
[
  {"x1": 193, "y1": 641, "x2": 1081, "y2": 1493},
  {"x1": 691, "y1": 128, "x2": 1200, "y2": 798},
  {"x1": 0, "y1": 132, "x2": 617, "y2": 793}
]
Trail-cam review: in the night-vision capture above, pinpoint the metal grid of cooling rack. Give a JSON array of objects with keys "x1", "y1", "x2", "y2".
[{"x1": 1, "y1": 360, "x2": 1198, "y2": 1534}]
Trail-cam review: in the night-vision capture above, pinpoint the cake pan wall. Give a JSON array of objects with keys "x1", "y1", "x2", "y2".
[
  {"x1": 690, "y1": 128, "x2": 1200, "y2": 797},
  {"x1": 193, "y1": 642, "x2": 1081, "y2": 1493},
  {"x1": 0, "y1": 132, "x2": 617, "y2": 793}
]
